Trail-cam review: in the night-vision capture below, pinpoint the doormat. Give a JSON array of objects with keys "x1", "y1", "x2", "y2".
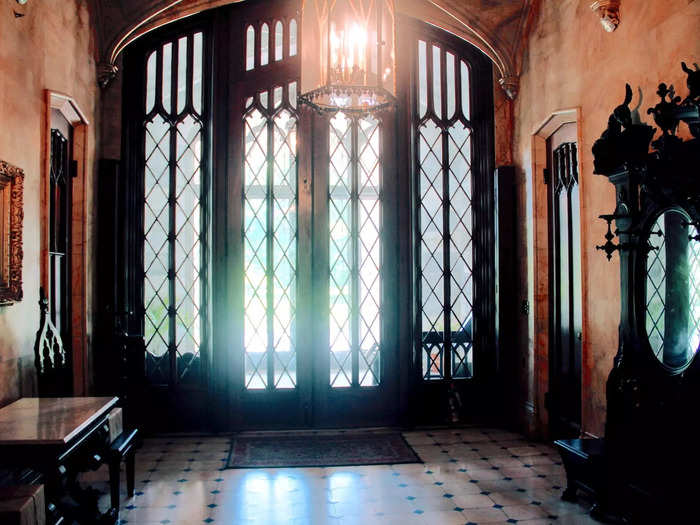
[{"x1": 226, "y1": 431, "x2": 422, "y2": 468}]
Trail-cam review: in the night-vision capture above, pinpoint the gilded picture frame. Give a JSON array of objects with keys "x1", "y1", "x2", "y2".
[{"x1": 0, "y1": 160, "x2": 24, "y2": 305}]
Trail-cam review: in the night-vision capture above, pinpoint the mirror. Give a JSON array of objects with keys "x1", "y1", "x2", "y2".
[{"x1": 645, "y1": 208, "x2": 700, "y2": 368}]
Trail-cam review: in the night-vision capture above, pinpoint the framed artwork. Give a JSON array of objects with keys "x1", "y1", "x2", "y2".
[{"x1": 0, "y1": 160, "x2": 24, "y2": 305}]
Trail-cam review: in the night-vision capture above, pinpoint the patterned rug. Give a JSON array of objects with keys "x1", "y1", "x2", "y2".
[{"x1": 226, "y1": 431, "x2": 422, "y2": 468}]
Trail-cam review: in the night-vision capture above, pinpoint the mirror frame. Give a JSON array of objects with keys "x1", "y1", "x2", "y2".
[{"x1": 637, "y1": 204, "x2": 700, "y2": 373}]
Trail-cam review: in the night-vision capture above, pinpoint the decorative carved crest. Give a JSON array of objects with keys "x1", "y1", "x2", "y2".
[
  {"x1": 592, "y1": 84, "x2": 655, "y2": 175},
  {"x1": 0, "y1": 160, "x2": 24, "y2": 306}
]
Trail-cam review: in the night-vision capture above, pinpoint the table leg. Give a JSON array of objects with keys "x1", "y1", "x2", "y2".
[
  {"x1": 126, "y1": 452, "x2": 135, "y2": 498},
  {"x1": 108, "y1": 459, "x2": 120, "y2": 511}
]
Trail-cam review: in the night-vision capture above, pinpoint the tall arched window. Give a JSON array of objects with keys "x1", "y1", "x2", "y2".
[{"x1": 403, "y1": 20, "x2": 495, "y2": 387}]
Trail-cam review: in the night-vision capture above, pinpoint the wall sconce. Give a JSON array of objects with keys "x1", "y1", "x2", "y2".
[{"x1": 590, "y1": 0, "x2": 621, "y2": 33}]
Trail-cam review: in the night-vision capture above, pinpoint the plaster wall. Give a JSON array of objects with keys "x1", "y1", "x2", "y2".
[
  {"x1": 513, "y1": 0, "x2": 700, "y2": 437},
  {"x1": 0, "y1": 0, "x2": 99, "y2": 406}
]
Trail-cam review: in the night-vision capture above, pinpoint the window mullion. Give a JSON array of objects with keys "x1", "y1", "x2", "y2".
[
  {"x1": 168, "y1": 40, "x2": 179, "y2": 386},
  {"x1": 266, "y1": 105, "x2": 275, "y2": 391},
  {"x1": 441, "y1": 125, "x2": 451, "y2": 381},
  {"x1": 351, "y1": 117, "x2": 360, "y2": 387}
]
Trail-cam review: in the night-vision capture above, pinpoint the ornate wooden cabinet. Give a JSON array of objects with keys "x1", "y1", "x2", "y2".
[{"x1": 556, "y1": 64, "x2": 700, "y2": 523}]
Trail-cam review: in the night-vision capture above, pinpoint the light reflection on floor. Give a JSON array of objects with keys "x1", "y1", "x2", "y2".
[{"x1": 87, "y1": 428, "x2": 597, "y2": 524}]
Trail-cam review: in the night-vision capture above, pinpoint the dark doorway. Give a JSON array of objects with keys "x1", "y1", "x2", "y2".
[{"x1": 546, "y1": 123, "x2": 582, "y2": 438}]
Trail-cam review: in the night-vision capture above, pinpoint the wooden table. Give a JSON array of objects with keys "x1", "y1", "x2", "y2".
[{"x1": 0, "y1": 397, "x2": 120, "y2": 524}]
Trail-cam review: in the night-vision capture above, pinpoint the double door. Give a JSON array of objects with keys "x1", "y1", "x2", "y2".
[{"x1": 123, "y1": 2, "x2": 399, "y2": 430}]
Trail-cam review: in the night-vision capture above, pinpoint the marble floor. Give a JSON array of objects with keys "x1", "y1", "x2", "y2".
[{"x1": 90, "y1": 427, "x2": 598, "y2": 524}]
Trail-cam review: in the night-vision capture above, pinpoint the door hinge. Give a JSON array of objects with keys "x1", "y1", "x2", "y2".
[
  {"x1": 544, "y1": 391, "x2": 551, "y2": 412},
  {"x1": 543, "y1": 168, "x2": 551, "y2": 185}
]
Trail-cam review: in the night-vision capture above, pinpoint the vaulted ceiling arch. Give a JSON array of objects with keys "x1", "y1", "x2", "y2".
[{"x1": 95, "y1": 0, "x2": 536, "y2": 98}]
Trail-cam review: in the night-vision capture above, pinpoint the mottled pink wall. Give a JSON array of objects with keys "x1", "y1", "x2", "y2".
[
  {"x1": 513, "y1": 0, "x2": 700, "y2": 437},
  {"x1": 0, "y1": 0, "x2": 100, "y2": 406}
]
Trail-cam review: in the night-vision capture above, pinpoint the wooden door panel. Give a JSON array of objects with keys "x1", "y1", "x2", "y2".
[{"x1": 547, "y1": 122, "x2": 582, "y2": 438}]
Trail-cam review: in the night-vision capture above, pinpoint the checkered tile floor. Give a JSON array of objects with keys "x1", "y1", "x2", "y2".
[{"x1": 88, "y1": 427, "x2": 597, "y2": 524}]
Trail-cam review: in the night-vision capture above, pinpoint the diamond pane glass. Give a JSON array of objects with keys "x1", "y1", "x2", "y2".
[
  {"x1": 448, "y1": 122, "x2": 473, "y2": 378},
  {"x1": 144, "y1": 114, "x2": 171, "y2": 382},
  {"x1": 272, "y1": 109, "x2": 298, "y2": 389},
  {"x1": 174, "y1": 115, "x2": 203, "y2": 381},
  {"x1": 358, "y1": 116, "x2": 381, "y2": 387},
  {"x1": 646, "y1": 213, "x2": 700, "y2": 367},
  {"x1": 329, "y1": 112, "x2": 353, "y2": 388},
  {"x1": 419, "y1": 119, "x2": 444, "y2": 379},
  {"x1": 243, "y1": 102, "x2": 298, "y2": 390},
  {"x1": 244, "y1": 108, "x2": 268, "y2": 389},
  {"x1": 143, "y1": 30, "x2": 207, "y2": 386},
  {"x1": 689, "y1": 227, "x2": 700, "y2": 354}
]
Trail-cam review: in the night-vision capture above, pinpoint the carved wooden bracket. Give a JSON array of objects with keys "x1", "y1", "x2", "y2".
[{"x1": 0, "y1": 160, "x2": 24, "y2": 306}]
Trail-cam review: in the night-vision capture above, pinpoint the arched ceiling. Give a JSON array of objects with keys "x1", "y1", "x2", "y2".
[{"x1": 93, "y1": 0, "x2": 537, "y2": 97}]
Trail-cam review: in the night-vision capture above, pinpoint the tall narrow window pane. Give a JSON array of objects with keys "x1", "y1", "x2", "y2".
[
  {"x1": 144, "y1": 114, "x2": 171, "y2": 383},
  {"x1": 432, "y1": 45, "x2": 441, "y2": 119},
  {"x1": 418, "y1": 120, "x2": 444, "y2": 379},
  {"x1": 329, "y1": 114, "x2": 383, "y2": 388},
  {"x1": 417, "y1": 57, "x2": 475, "y2": 380},
  {"x1": 272, "y1": 110, "x2": 298, "y2": 389},
  {"x1": 146, "y1": 51, "x2": 156, "y2": 114},
  {"x1": 329, "y1": 112, "x2": 353, "y2": 388},
  {"x1": 418, "y1": 40, "x2": 427, "y2": 118},
  {"x1": 177, "y1": 36, "x2": 188, "y2": 114},
  {"x1": 143, "y1": 31, "x2": 208, "y2": 386},
  {"x1": 260, "y1": 23, "x2": 270, "y2": 66},
  {"x1": 174, "y1": 115, "x2": 203, "y2": 382},
  {"x1": 448, "y1": 122, "x2": 473, "y2": 378},
  {"x1": 246, "y1": 26, "x2": 255, "y2": 71},
  {"x1": 193, "y1": 32, "x2": 203, "y2": 114},
  {"x1": 243, "y1": 108, "x2": 268, "y2": 389},
  {"x1": 446, "y1": 52, "x2": 456, "y2": 120},
  {"x1": 243, "y1": 98, "x2": 298, "y2": 391},
  {"x1": 461, "y1": 60, "x2": 470, "y2": 120},
  {"x1": 357, "y1": 117, "x2": 381, "y2": 387},
  {"x1": 289, "y1": 19, "x2": 297, "y2": 57},
  {"x1": 162, "y1": 42, "x2": 172, "y2": 113},
  {"x1": 275, "y1": 21, "x2": 284, "y2": 61}
]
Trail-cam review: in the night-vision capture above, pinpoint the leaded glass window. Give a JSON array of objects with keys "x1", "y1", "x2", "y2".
[
  {"x1": 143, "y1": 31, "x2": 207, "y2": 385},
  {"x1": 416, "y1": 39, "x2": 474, "y2": 380},
  {"x1": 329, "y1": 113, "x2": 382, "y2": 388},
  {"x1": 243, "y1": 83, "x2": 299, "y2": 390}
]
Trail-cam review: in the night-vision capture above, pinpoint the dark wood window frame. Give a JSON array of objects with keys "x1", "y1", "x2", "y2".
[{"x1": 396, "y1": 17, "x2": 496, "y2": 423}]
